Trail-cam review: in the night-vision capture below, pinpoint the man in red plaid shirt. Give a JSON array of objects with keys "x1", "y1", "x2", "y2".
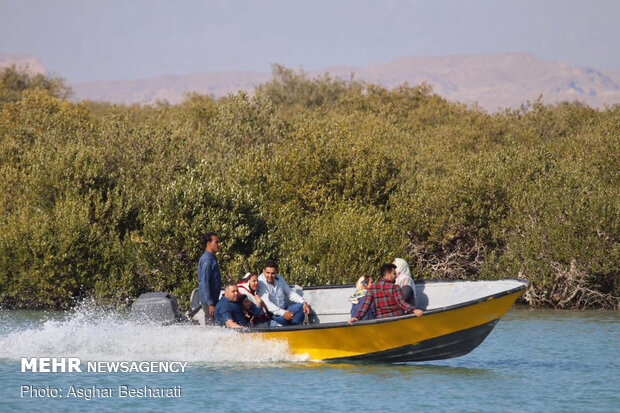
[{"x1": 349, "y1": 263, "x2": 423, "y2": 324}]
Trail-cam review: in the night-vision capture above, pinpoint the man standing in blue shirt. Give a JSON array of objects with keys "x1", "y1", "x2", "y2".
[{"x1": 197, "y1": 232, "x2": 222, "y2": 324}]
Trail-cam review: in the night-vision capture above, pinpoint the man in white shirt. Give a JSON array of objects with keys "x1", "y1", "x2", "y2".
[{"x1": 257, "y1": 260, "x2": 311, "y2": 326}]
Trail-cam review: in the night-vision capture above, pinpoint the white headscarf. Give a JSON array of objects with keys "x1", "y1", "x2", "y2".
[{"x1": 393, "y1": 258, "x2": 414, "y2": 288}]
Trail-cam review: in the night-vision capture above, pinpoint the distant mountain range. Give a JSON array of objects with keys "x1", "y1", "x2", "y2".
[
  {"x1": 2, "y1": 52, "x2": 619, "y2": 111},
  {"x1": 0, "y1": 53, "x2": 48, "y2": 76}
]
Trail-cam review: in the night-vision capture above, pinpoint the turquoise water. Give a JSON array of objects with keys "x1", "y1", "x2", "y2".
[{"x1": 0, "y1": 307, "x2": 618, "y2": 412}]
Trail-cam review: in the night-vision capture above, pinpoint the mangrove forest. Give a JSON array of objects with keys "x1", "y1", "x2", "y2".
[{"x1": 0, "y1": 65, "x2": 618, "y2": 310}]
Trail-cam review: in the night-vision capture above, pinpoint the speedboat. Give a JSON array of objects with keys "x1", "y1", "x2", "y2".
[{"x1": 133, "y1": 279, "x2": 527, "y2": 362}]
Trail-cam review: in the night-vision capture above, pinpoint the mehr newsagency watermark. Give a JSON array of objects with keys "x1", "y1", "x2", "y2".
[{"x1": 20, "y1": 357, "x2": 185, "y2": 400}]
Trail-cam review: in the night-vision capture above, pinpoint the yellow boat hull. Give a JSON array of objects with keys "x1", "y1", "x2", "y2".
[{"x1": 253, "y1": 289, "x2": 525, "y2": 362}]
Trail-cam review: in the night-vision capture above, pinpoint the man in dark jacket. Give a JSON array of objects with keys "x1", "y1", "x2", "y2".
[
  {"x1": 197, "y1": 232, "x2": 222, "y2": 324},
  {"x1": 215, "y1": 284, "x2": 252, "y2": 329}
]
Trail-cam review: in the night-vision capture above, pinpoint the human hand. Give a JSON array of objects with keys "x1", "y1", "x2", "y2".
[
  {"x1": 413, "y1": 309, "x2": 423, "y2": 317},
  {"x1": 283, "y1": 311, "x2": 294, "y2": 321},
  {"x1": 348, "y1": 317, "x2": 358, "y2": 325},
  {"x1": 302, "y1": 303, "x2": 311, "y2": 314}
]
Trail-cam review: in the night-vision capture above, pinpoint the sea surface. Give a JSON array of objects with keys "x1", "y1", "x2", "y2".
[{"x1": 0, "y1": 306, "x2": 618, "y2": 412}]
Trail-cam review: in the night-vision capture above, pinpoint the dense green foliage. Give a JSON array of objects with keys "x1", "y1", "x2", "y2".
[
  {"x1": 0, "y1": 65, "x2": 72, "y2": 104},
  {"x1": 0, "y1": 66, "x2": 618, "y2": 309}
]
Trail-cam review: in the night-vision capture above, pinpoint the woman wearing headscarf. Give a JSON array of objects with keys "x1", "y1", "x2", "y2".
[
  {"x1": 237, "y1": 272, "x2": 271, "y2": 326},
  {"x1": 349, "y1": 275, "x2": 376, "y2": 320},
  {"x1": 393, "y1": 258, "x2": 416, "y2": 306}
]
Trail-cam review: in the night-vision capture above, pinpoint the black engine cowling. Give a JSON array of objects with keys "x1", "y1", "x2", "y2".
[{"x1": 131, "y1": 292, "x2": 184, "y2": 325}]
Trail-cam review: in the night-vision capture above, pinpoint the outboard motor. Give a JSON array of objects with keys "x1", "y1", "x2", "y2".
[{"x1": 131, "y1": 292, "x2": 184, "y2": 325}]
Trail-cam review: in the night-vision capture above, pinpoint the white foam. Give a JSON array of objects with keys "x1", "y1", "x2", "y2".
[{"x1": 0, "y1": 305, "x2": 307, "y2": 364}]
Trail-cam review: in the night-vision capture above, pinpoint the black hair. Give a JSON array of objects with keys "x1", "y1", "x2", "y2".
[
  {"x1": 202, "y1": 232, "x2": 218, "y2": 247},
  {"x1": 263, "y1": 259, "x2": 278, "y2": 270},
  {"x1": 380, "y1": 263, "x2": 397, "y2": 277}
]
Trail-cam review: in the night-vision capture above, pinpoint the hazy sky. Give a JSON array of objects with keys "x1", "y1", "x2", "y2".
[{"x1": 1, "y1": 0, "x2": 618, "y2": 82}]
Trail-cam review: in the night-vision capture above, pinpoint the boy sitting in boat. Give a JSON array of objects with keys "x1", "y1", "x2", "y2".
[
  {"x1": 349, "y1": 264, "x2": 423, "y2": 324},
  {"x1": 257, "y1": 260, "x2": 312, "y2": 326}
]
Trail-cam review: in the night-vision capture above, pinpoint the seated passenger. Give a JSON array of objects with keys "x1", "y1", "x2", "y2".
[
  {"x1": 239, "y1": 295, "x2": 265, "y2": 327},
  {"x1": 214, "y1": 284, "x2": 251, "y2": 329},
  {"x1": 257, "y1": 260, "x2": 311, "y2": 326},
  {"x1": 393, "y1": 258, "x2": 416, "y2": 307},
  {"x1": 237, "y1": 272, "x2": 271, "y2": 325},
  {"x1": 349, "y1": 275, "x2": 376, "y2": 320},
  {"x1": 349, "y1": 264, "x2": 423, "y2": 324}
]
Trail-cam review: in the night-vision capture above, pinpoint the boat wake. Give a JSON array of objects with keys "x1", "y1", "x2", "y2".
[{"x1": 0, "y1": 304, "x2": 307, "y2": 364}]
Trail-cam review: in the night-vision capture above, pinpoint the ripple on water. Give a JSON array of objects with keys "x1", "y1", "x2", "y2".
[{"x1": 0, "y1": 307, "x2": 618, "y2": 412}]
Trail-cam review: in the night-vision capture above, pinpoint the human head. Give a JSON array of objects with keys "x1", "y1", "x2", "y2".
[
  {"x1": 240, "y1": 272, "x2": 259, "y2": 292},
  {"x1": 380, "y1": 263, "x2": 397, "y2": 282},
  {"x1": 224, "y1": 283, "x2": 240, "y2": 301},
  {"x1": 239, "y1": 295, "x2": 252, "y2": 311},
  {"x1": 203, "y1": 232, "x2": 221, "y2": 254},
  {"x1": 393, "y1": 258, "x2": 411, "y2": 278},
  {"x1": 263, "y1": 260, "x2": 278, "y2": 284},
  {"x1": 355, "y1": 275, "x2": 374, "y2": 290}
]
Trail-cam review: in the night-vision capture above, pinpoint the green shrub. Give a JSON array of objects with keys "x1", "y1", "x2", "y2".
[{"x1": 0, "y1": 68, "x2": 617, "y2": 309}]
